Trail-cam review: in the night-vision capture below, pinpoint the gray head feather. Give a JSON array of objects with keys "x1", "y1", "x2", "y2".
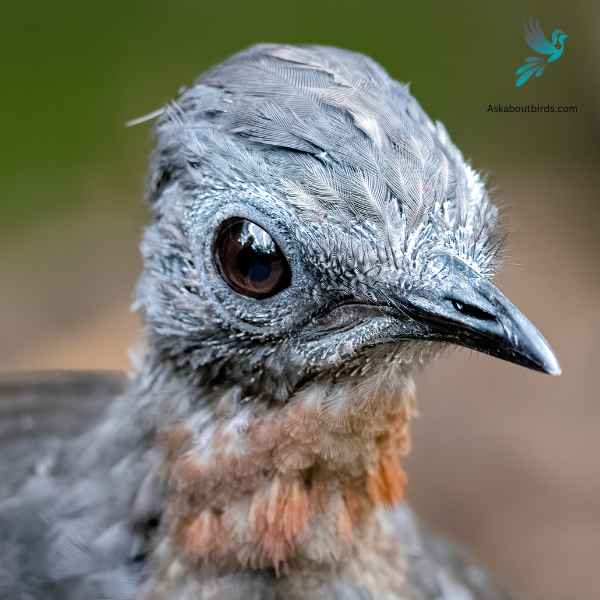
[
  {"x1": 137, "y1": 42, "x2": 560, "y2": 414},
  {"x1": 135, "y1": 43, "x2": 507, "y2": 404},
  {"x1": 149, "y1": 44, "x2": 500, "y2": 259}
]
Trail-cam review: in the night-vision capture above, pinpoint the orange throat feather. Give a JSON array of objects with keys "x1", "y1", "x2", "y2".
[{"x1": 157, "y1": 376, "x2": 416, "y2": 574}]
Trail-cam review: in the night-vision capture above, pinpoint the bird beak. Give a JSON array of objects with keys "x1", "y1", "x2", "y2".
[{"x1": 398, "y1": 261, "x2": 561, "y2": 375}]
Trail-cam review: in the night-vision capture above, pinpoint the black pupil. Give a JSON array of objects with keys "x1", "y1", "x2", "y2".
[{"x1": 215, "y1": 218, "x2": 290, "y2": 299}]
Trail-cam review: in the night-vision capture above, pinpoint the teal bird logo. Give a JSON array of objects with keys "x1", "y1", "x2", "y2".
[{"x1": 515, "y1": 18, "x2": 568, "y2": 88}]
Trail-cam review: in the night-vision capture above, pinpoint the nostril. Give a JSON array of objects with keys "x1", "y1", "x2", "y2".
[{"x1": 451, "y1": 299, "x2": 496, "y2": 321}]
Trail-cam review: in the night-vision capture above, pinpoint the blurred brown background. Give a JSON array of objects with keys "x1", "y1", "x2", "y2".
[{"x1": 1, "y1": 1, "x2": 599, "y2": 598}]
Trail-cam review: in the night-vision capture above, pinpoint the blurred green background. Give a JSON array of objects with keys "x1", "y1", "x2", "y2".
[{"x1": 1, "y1": 1, "x2": 599, "y2": 599}]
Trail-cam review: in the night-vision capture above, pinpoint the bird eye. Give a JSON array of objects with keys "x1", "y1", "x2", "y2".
[{"x1": 214, "y1": 218, "x2": 291, "y2": 299}]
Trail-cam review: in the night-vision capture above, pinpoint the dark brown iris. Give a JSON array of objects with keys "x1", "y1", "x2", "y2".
[{"x1": 214, "y1": 218, "x2": 291, "y2": 299}]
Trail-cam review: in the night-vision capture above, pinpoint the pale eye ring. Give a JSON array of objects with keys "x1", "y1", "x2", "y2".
[{"x1": 214, "y1": 218, "x2": 291, "y2": 299}]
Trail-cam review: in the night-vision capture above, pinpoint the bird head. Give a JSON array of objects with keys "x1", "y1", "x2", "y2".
[
  {"x1": 551, "y1": 28, "x2": 568, "y2": 47},
  {"x1": 136, "y1": 44, "x2": 559, "y2": 410}
]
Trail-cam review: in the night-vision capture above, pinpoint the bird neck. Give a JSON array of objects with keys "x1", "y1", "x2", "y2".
[{"x1": 154, "y1": 372, "x2": 416, "y2": 575}]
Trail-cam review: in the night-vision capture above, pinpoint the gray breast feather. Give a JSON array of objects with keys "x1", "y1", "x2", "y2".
[
  {"x1": 0, "y1": 373, "x2": 143, "y2": 600},
  {"x1": 0, "y1": 371, "x2": 511, "y2": 599},
  {"x1": 387, "y1": 505, "x2": 512, "y2": 600}
]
